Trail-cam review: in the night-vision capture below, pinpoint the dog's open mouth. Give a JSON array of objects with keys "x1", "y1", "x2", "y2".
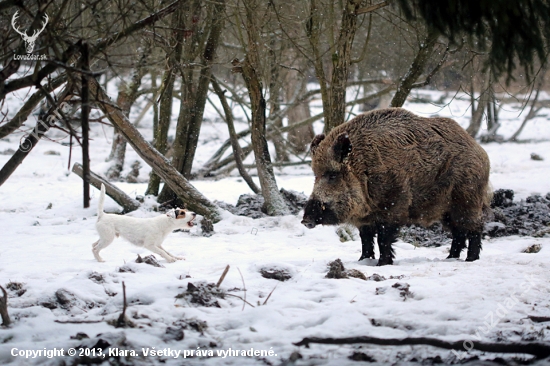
[{"x1": 187, "y1": 216, "x2": 196, "y2": 228}]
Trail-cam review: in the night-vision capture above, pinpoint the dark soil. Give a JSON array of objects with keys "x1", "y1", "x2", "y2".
[
  {"x1": 217, "y1": 188, "x2": 308, "y2": 218},
  {"x1": 5, "y1": 281, "x2": 26, "y2": 297},
  {"x1": 135, "y1": 254, "x2": 163, "y2": 267},
  {"x1": 400, "y1": 189, "x2": 550, "y2": 247},
  {"x1": 176, "y1": 282, "x2": 225, "y2": 308},
  {"x1": 260, "y1": 267, "x2": 292, "y2": 282},
  {"x1": 217, "y1": 188, "x2": 549, "y2": 248},
  {"x1": 325, "y1": 259, "x2": 366, "y2": 280}
]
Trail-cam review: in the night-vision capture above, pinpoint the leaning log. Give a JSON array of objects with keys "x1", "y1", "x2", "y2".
[
  {"x1": 72, "y1": 162, "x2": 140, "y2": 213},
  {"x1": 86, "y1": 76, "x2": 222, "y2": 222}
]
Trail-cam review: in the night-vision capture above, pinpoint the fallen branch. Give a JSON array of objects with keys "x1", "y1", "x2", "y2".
[
  {"x1": 293, "y1": 336, "x2": 550, "y2": 359},
  {"x1": 72, "y1": 162, "x2": 140, "y2": 213},
  {"x1": 54, "y1": 319, "x2": 103, "y2": 324},
  {"x1": 529, "y1": 316, "x2": 550, "y2": 323},
  {"x1": 0, "y1": 285, "x2": 10, "y2": 327}
]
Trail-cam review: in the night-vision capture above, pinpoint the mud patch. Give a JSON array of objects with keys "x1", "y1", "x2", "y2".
[
  {"x1": 260, "y1": 267, "x2": 292, "y2": 282},
  {"x1": 523, "y1": 244, "x2": 542, "y2": 253},
  {"x1": 349, "y1": 351, "x2": 376, "y2": 362},
  {"x1": 325, "y1": 259, "x2": 366, "y2": 280},
  {"x1": 392, "y1": 282, "x2": 414, "y2": 301},
  {"x1": 176, "y1": 282, "x2": 225, "y2": 308},
  {"x1": 216, "y1": 188, "x2": 308, "y2": 218},
  {"x1": 135, "y1": 254, "x2": 164, "y2": 267},
  {"x1": 5, "y1": 282, "x2": 26, "y2": 297},
  {"x1": 88, "y1": 272, "x2": 105, "y2": 284}
]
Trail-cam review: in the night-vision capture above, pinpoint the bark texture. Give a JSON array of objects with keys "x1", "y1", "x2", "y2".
[{"x1": 88, "y1": 76, "x2": 221, "y2": 221}]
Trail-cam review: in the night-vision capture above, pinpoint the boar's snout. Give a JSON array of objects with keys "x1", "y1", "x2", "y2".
[
  {"x1": 301, "y1": 218, "x2": 317, "y2": 229},
  {"x1": 302, "y1": 198, "x2": 323, "y2": 229}
]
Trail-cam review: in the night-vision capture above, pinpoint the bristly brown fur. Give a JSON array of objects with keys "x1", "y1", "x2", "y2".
[{"x1": 302, "y1": 108, "x2": 491, "y2": 265}]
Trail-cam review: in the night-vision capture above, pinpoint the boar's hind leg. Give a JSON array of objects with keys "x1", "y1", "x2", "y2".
[
  {"x1": 376, "y1": 224, "x2": 399, "y2": 266},
  {"x1": 447, "y1": 226, "x2": 467, "y2": 259},
  {"x1": 466, "y1": 231, "x2": 482, "y2": 262},
  {"x1": 358, "y1": 225, "x2": 376, "y2": 261}
]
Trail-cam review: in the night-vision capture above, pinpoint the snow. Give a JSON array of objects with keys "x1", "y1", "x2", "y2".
[{"x1": 0, "y1": 88, "x2": 550, "y2": 365}]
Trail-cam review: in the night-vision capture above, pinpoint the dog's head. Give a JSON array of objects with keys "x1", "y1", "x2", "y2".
[{"x1": 166, "y1": 208, "x2": 197, "y2": 228}]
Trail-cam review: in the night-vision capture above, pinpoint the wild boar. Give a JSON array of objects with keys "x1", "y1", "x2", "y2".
[{"x1": 301, "y1": 108, "x2": 491, "y2": 266}]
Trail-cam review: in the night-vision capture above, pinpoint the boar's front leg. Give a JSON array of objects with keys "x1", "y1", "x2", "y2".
[
  {"x1": 447, "y1": 226, "x2": 467, "y2": 259},
  {"x1": 466, "y1": 231, "x2": 482, "y2": 262},
  {"x1": 376, "y1": 224, "x2": 399, "y2": 266},
  {"x1": 358, "y1": 225, "x2": 376, "y2": 261}
]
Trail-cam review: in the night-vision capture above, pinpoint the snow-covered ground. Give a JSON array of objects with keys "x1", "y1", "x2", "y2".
[{"x1": 0, "y1": 87, "x2": 549, "y2": 365}]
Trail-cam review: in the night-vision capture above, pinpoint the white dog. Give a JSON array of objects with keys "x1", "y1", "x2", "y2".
[{"x1": 92, "y1": 184, "x2": 196, "y2": 263}]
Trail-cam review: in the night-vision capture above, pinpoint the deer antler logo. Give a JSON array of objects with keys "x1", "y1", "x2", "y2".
[{"x1": 11, "y1": 11, "x2": 48, "y2": 53}]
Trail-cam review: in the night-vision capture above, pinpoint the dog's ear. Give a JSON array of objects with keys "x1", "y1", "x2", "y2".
[
  {"x1": 166, "y1": 210, "x2": 176, "y2": 219},
  {"x1": 175, "y1": 209, "x2": 186, "y2": 220}
]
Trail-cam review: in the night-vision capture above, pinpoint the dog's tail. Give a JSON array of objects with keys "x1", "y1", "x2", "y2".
[{"x1": 97, "y1": 183, "x2": 106, "y2": 218}]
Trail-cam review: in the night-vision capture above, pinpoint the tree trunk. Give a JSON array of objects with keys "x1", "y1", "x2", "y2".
[
  {"x1": 88, "y1": 76, "x2": 221, "y2": 221},
  {"x1": 0, "y1": 75, "x2": 66, "y2": 139},
  {"x1": 158, "y1": 0, "x2": 225, "y2": 202},
  {"x1": 106, "y1": 51, "x2": 147, "y2": 180},
  {"x1": 211, "y1": 77, "x2": 260, "y2": 194},
  {"x1": 145, "y1": 4, "x2": 185, "y2": 196},
  {"x1": 286, "y1": 75, "x2": 313, "y2": 153},
  {"x1": 0, "y1": 86, "x2": 73, "y2": 187},
  {"x1": 466, "y1": 71, "x2": 492, "y2": 137},
  {"x1": 390, "y1": 27, "x2": 440, "y2": 107},
  {"x1": 325, "y1": 0, "x2": 363, "y2": 132},
  {"x1": 508, "y1": 65, "x2": 547, "y2": 141},
  {"x1": 235, "y1": 0, "x2": 289, "y2": 216},
  {"x1": 306, "y1": 0, "x2": 330, "y2": 132},
  {"x1": 268, "y1": 35, "x2": 289, "y2": 162},
  {"x1": 81, "y1": 43, "x2": 90, "y2": 208}
]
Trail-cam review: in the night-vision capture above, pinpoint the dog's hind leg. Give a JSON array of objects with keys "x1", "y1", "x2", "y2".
[{"x1": 92, "y1": 232, "x2": 115, "y2": 262}]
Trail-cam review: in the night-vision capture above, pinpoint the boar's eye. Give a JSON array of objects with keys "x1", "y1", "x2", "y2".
[{"x1": 326, "y1": 171, "x2": 339, "y2": 182}]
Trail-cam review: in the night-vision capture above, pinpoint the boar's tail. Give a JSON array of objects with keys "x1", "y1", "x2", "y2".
[{"x1": 482, "y1": 183, "x2": 494, "y2": 222}]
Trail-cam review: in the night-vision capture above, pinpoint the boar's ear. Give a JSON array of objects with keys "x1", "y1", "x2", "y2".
[
  {"x1": 310, "y1": 134, "x2": 325, "y2": 156},
  {"x1": 333, "y1": 133, "x2": 352, "y2": 162}
]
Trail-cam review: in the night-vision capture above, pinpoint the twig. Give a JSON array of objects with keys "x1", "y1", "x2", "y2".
[
  {"x1": 263, "y1": 285, "x2": 277, "y2": 306},
  {"x1": 237, "y1": 267, "x2": 246, "y2": 311},
  {"x1": 293, "y1": 336, "x2": 550, "y2": 359},
  {"x1": 225, "y1": 294, "x2": 255, "y2": 308},
  {"x1": 356, "y1": 1, "x2": 389, "y2": 15},
  {"x1": 115, "y1": 281, "x2": 128, "y2": 328},
  {"x1": 216, "y1": 265, "x2": 230, "y2": 287},
  {"x1": 0, "y1": 285, "x2": 10, "y2": 327}
]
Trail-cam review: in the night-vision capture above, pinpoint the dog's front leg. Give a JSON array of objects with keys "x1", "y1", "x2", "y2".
[
  {"x1": 160, "y1": 244, "x2": 184, "y2": 261},
  {"x1": 145, "y1": 243, "x2": 178, "y2": 263}
]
